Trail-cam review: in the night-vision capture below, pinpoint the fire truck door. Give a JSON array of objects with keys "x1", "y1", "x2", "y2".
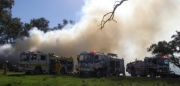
[{"x1": 120, "y1": 60, "x2": 124, "y2": 72}]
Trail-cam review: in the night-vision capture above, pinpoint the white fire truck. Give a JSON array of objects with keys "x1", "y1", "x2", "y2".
[
  {"x1": 76, "y1": 51, "x2": 125, "y2": 77},
  {"x1": 126, "y1": 55, "x2": 170, "y2": 77},
  {"x1": 19, "y1": 51, "x2": 73, "y2": 74}
]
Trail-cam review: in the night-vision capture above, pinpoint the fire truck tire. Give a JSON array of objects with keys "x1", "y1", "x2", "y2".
[
  {"x1": 34, "y1": 68, "x2": 42, "y2": 74},
  {"x1": 80, "y1": 72, "x2": 83, "y2": 77},
  {"x1": 25, "y1": 72, "x2": 31, "y2": 75},
  {"x1": 96, "y1": 70, "x2": 101, "y2": 78},
  {"x1": 116, "y1": 71, "x2": 120, "y2": 77},
  {"x1": 140, "y1": 75, "x2": 147, "y2": 77},
  {"x1": 150, "y1": 72, "x2": 155, "y2": 78},
  {"x1": 123, "y1": 72, "x2": 126, "y2": 76},
  {"x1": 160, "y1": 74, "x2": 167, "y2": 78},
  {"x1": 131, "y1": 70, "x2": 136, "y2": 76}
]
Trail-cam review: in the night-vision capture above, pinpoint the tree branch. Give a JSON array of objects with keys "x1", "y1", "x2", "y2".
[{"x1": 100, "y1": 0, "x2": 127, "y2": 29}]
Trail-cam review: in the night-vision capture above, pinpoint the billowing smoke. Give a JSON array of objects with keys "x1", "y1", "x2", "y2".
[{"x1": 0, "y1": 0, "x2": 180, "y2": 73}]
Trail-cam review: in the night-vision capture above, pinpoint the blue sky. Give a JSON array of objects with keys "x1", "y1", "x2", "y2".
[{"x1": 12, "y1": 0, "x2": 84, "y2": 27}]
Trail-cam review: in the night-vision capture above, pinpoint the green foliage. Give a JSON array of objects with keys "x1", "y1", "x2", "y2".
[
  {"x1": 170, "y1": 31, "x2": 180, "y2": 53},
  {"x1": 20, "y1": 23, "x2": 31, "y2": 37},
  {"x1": 30, "y1": 17, "x2": 49, "y2": 32},
  {"x1": 0, "y1": 0, "x2": 15, "y2": 44},
  {"x1": 53, "y1": 19, "x2": 75, "y2": 30},
  {"x1": 0, "y1": 0, "x2": 14, "y2": 10},
  {"x1": 147, "y1": 41, "x2": 172, "y2": 55}
]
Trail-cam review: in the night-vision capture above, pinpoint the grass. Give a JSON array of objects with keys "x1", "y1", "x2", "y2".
[{"x1": 0, "y1": 70, "x2": 180, "y2": 86}]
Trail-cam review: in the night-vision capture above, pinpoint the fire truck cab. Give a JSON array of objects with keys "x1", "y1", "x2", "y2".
[
  {"x1": 126, "y1": 55, "x2": 170, "y2": 77},
  {"x1": 76, "y1": 51, "x2": 125, "y2": 77},
  {"x1": 144, "y1": 55, "x2": 170, "y2": 77}
]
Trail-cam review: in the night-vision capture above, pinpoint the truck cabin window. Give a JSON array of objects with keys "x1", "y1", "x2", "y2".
[
  {"x1": 31, "y1": 54, "x2": 37, "y2": 60},
  {"x1": 158, "y1": 58, "x2": 169, "y2": 66},
  {"x1": 164, "y1": 59, "x2": 169, "y2": 65},
  {"x1": 79, "y1": 54, "x2": 93, "y2": 63},
  {"x1": 20, "y1": 54, "x2": 29, "y2": 61}
]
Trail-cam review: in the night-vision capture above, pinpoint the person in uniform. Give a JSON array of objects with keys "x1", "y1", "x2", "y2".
[
  {"x1": 2, "y1": 61, "x2": 8, "y2": 75},
  {"x1": 55, "y1": 60, "x2": 62, "y2": 75}
]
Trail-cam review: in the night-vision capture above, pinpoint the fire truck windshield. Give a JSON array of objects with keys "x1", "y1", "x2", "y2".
[
  {"x1": 79, "y1": 54, "x2": 94, "y2": 63},
  {"x1": 20, "y1": 54, "x2": 29, "y2": 61},
  {"x1": 158, "y1": 58, "x2": 169, "y2": 66}
]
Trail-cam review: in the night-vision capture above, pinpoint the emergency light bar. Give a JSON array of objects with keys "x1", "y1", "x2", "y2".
[
  {"x1": 89, "y1": 51, "x2": 96, "y2": 54},
  {"x1": 162, "y1": 55, "x2": 167, "y2": 59},
  {"x1": 29, "y1": 51, "x2": 34, "y2": 53}
]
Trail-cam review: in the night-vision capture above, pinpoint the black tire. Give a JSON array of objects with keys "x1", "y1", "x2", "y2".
[
  {"x1": 34, "y1": 68, "x2": 42, "y2": 74},
  {"x1": 116, "y1": 71, "x2": 120, "y2": 77},
  {"x1": 25, "y1": 72, "x2": 31, "y2": 75},
  {"x1": 140, "y1": 75, "x2": 147, "y2": 77},
  {"x1": 80, "y1": 72, "x2": 83, "y2": 78},
  {"x1": 123, "y1": 72, "x2": 126, "y2": 76},
  {"x1": 160, "y1": 74, "x2": 167, "y2": 78},
  {"x1": 96, "y1": 70, "x2": 101, "y2": 78},
  {"x1": 131, "y1": 70, "x2": 135, "y2": 76},
  {"x1": 150, "y1": 72, "x2": 155, "y2": 78}
]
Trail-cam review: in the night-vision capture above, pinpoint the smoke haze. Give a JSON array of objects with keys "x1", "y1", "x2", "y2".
[{"x1": 0, "y1": 0, "x2": 180, "y2": 73}]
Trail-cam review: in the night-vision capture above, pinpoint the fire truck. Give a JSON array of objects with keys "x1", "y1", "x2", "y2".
[
  {"x1": 126, "y1": 55, "x2": 170, "y2": 77},
  {"x1": 76, "y1": 51, "x2": 125, "y2": 77},
  {"x1": 19, "y1": 51, "x2": 73, "y2": 74}
]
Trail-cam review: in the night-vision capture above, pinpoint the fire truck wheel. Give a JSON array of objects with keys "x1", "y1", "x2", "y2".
[
  {"x1": 150, "y1": 72, "x2": 155, "y2": 78},
  {"x1": 25, "y1": 72, "x2": 31, "y2": 75},
  {"x1": 116, "y1": 71, "x2": 120, "y2": 77},
  {"x1": 160, "y1": 74, "x2": 167, "y2": 78},
  {"x1": 34, "y1": 68, "x2": 42, "y2": 74},
  {"x1": 96, "y1": 70, "x2": 101, "y2": 78},
  {"x1": 140, "y1": 75, "x2": 147, "y2": 77},
  {"x1": 80, "y1": 72, "x2": 83, "y2": 77}
]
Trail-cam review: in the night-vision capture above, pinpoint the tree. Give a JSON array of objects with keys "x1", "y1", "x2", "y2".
[
  {"x1": 52, "y1": 19, "x2": 75, "y2": 30},
  {"x1": 147, "y1": 41, "x2": 172, "y2": 55},
  {"x1": 100, "y1": 0, "x2": 127, "y2": 29},
  {"x1": 30, "y1": 17, "x2": 49, "y2": 32},
  {"x1": 0, "y1": 0, "x2": 14, "y2": 10},
  {"x1": 5, "y1": 17, "x2": 23, "y2": 43},
  {"x1": 0, "y1": 0, "x2": 14, "y2": 28},
  {"x1": 147, "y1": 31, "x2": 180, "y2": 68},
  {"x1": 171, "y1": 31, "x2": 180, "y2": 53},
  {"x1": 20, "y1": 23, "x2": 31, "y2": 37},
  {"x1": 0, "y1": 0, "x2": 15, "y2": 44},
  {"x1": 169, "y1": 31, "x2": 180, "y2": 67}
]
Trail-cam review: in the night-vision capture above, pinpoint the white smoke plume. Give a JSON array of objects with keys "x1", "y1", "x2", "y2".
[{"x1": 0, "y1": 0, "x2": 180, "y2": 74}]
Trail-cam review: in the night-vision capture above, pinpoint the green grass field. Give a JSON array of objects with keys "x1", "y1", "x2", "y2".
[{"x1": 0, "y1": 70, "x2": 180, "y2": 86}]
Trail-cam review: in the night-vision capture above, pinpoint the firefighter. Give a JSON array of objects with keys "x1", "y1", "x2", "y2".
[
  {"x1": 2, "y1": 61, "x2": 8, "y2": 75},
  {"x1": 55, "y1": 60, "x2": 62, "y2": 75}
]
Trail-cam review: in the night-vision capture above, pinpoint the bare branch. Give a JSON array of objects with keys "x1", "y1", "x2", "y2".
[{"x1": 100, "y1": 0, "x2": 127, "y2": 29}]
